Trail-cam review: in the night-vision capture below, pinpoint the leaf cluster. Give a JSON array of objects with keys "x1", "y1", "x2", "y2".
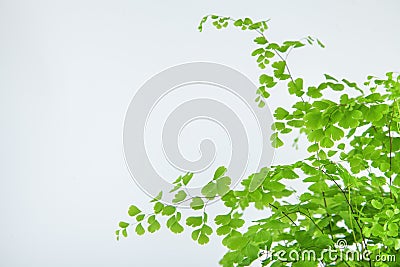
[{"x1": 117, "y1": 15, "x2": 400, "y2": 267}]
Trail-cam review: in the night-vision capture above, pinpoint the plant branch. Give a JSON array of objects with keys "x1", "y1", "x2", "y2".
[
  {"x1": 320, "y1": 169, "x2": 371, "y2": 267},
  {"x1": 269, "y1": 203, "x2": 298, "y2": 227}
]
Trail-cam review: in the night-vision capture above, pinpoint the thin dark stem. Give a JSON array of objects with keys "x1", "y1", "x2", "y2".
[
  {"x1": 269, "y1": 203, "x2": 298, "y2": 227},
  {"x1": 273, "y1": 49, "x2": 306, "y2": 103},
  {"x1": 226, "y1": 16, "x2": 305, "y2": 104},
  {"x1": 320, "y1": 169, "x2": 371, "y2": 267},
  {"x1": 297, "y1": 209, "x2": 324, "y2": 234},
  {"x1": 388, "y1": 101, "x2": 395, "y2": 198},
  {"x1": 322, "y1": 191, "x2": 333, "y2": 238}
]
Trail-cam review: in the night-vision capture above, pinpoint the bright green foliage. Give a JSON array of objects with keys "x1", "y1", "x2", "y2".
[
  {"x1": 214, "y1": 166, "x2": 228, "y2": 180},
  {"x1": 172, "y1": 190, "x2": 187, "y2": 203},
  {"x1": 127, "y1": 205, "x2": 141, "y2": 216},
  {"x1": 117, "y1": 15, "x2": 400, "y2": 267},
  {"x1": 119, "y1": 221, "x2": 129, "y2": 228},
  {"x1": 135, "y1": 223, "x2": 145, "y2": 236},
  {"x1": 190, "y1": 197, "x2": 204, "y2": 210},
  {"x1": 147, "y1": 215, "x2": 161, "y2": 233},
  {"x1": 202, "y1": 169, "x2": 232, "y2": 199}
]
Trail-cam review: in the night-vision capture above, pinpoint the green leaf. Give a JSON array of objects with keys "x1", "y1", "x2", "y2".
[
  {"x1": 324, "y1": 74, "x2": 338, "y2": 82},
  {"x1": 233, "y1": 19, "x2": 243, "y2": 26},
  {"x1": 274, "y1": 107, "x2": 289, "y2": 120},
  {"x1": 307, "y1": 86, "x2": 323, "y2": 98},
  {"x1": 351, "y1": 110, "x2": 363, "y2": 119},
  {"x1": 226, "y1": 236, "x2": 248, "y2": 250},
  {"x1": 266, "y1": 181, "x2": 285, "y2": 192},
  {"x1": 198, "y1": 234, "x2": 210, "y2": 245},
  {"x1": 308, "y1": 129, "x2": 324, "y2": 142},
  {"x1": 201, "y1": 224, "x2": 213, "y2": 235},
  {"x1": 229, "y1": 218, "x2": 245, "y2": 228},
  {"x1": 192, "y1": 229, "x2": 201, "y2": 241},
  {"x1": 150, "y1": 191, "x2": 163, "y2": 202},
  {"x1": 317, "y1": 38, "x2": 325, "y2": 48},
  {"x1": 190, "y1": 197, "x2": 204, "y2": 210},
  {"x1": 251, "y1": 48, "x2": 264, "y2": 56},
  {"x1": 257, "y1": 86, "x2": 271, "y2": 99},
  {"x1": 307, "y1": 143, "x2": 319, "y2": 153},
  {"x1": 119, "y1": 221, "x2": 129, "y2": 228},
  {"x1": 254, "y1": 36, "x2": 267, "y2": 44},
  {"x1": 216, "y1": 176, "x2": 231, "y2": 196},
  {"x1": 214, "y1": 166, "x2": 227, "y2": 180},
  {"x1": 147, "y1": 220, "x2": 161, "y2": 233},
  {"x1": 328, "y1": 82, "x2": 345, "y2": 91},
  {"x1": 312, "y1": 100, "x2": 331, "y2": 110},
  {"x1": 147, "y1": 215, "x2": 156, "y2": 224},
  {"x1": 197, "y1": 16, "x2": 208, "y2": 32},
  {"x1": 272, "y1": 61, "x2": 287, "y2": 79},
  {"x1": 162, "y1": 206, "x2": 176, "y2": 216},
  {"x1": 243, "y1": 18, "x2": 252, "y2": 25},
  {"x1": 249, "y1": 172, "x2": 267, "y2": 192},
  {"x1": 388, "y1": 223, "x2": 398, "y2": 235},
  {"x1": 176, "y1": 212, "x2": 182, "y2": 222},
  {"x1": 371, "y1": 200, "x2": 383, "y2": 209},
  {"x1": 272, "y1": 122, "x2": 285, "y2": 131},
  {"x1": 215, "y1": 214, "x2": 231, "y2": 225},
  {"x1": 326, "y1": 125, "x2": 344, "y2": 141},
  {"x1": 304, "y1": 111, "x2": 323, "y2": 130},
  {"x1": 172, "y1": 175, "x2": 182, "y2": 185},
  {"x1": 154, "y1": 202, "x2": 164, "y2": 214},
  {"x1": 265, "y1": 50, "x2": 275, "y2": 58},
  {"x1": 166, "y1": 216, "x2": 176, "y2": 228},
  {"x1": 136, "y1": 214, "x2": 145, "y2": 222},
  {"x1": 270, "y1": 133, "x2": 284, "y2": 148},
  {"x1": 338, "y1": 112, "x2": 359, "y2": 129},
  {"x1": 288, "y1": 78, "x2": 304, "y2": 96},
  {"x1": 320, "y1": 137, "x2": 334, "y2": 148},
  {"x1": 216, "y1": 225, "x2": 231, "y2": 235},
  {"x1": 186, "y1": 216, "x2": 203, "y2": 227},
  {"x1": 259, "y1": 74, "x2": 274, "y2": 85},
  {"x1": 201, "y1": 181, "x2": 217, "y2": 198},
  {"x1": 170, "y1": 221, "x2": 184, "y2": 234},
  {"x1": 172, "y1": 190, "x2": 187, "y2": 203},
  {"x1": 169, "y1": 183, "x2": 181, "y2": 193},
  {"x1": 128, "y1": 205, "x2": 141, "y2": 217},
  {"x1": 367, "y1": 105, "x2": 389, "y2": 122},
  {"x1": 135, "y1": 223, "x2": 145, "y2": 235},
  {"x1": 182, "y1": 173, "x2": 194, "y2": 185},
  {"x1": 122, "y1": 228, "x2": 127, "y2": 238}
]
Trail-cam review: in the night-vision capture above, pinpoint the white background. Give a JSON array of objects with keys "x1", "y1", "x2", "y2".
[{"x1": 1, "y1": 0, "x2": 399, "y2": 266}]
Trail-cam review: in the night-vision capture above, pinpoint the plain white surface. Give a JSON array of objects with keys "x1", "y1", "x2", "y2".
[{"x1": 0, "y1": 0, "x2": 399, "y2": 266}]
